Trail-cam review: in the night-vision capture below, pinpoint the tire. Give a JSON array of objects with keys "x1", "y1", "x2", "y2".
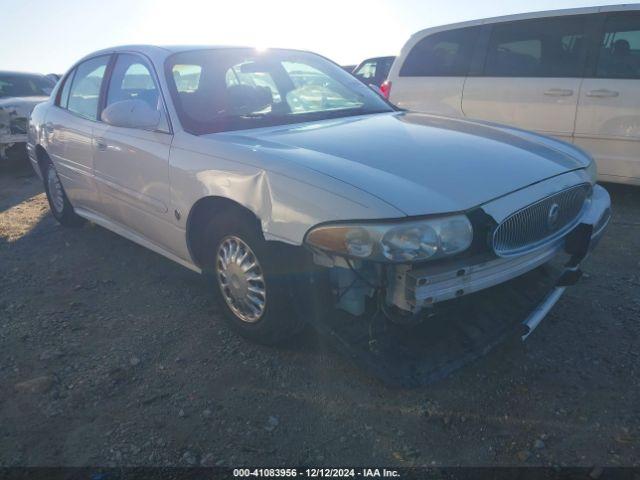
[
  {"x1": 202, "y1": 209, "x2": 304, "y2": 345},
  {"x1": 42, "y1": 160, "x2": 85, "y2": 227}
]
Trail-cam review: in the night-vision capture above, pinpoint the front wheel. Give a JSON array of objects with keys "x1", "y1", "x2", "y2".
[
  {"x1": 43, "y1": 161, "x2": 85, "y2": 227},
  {"x1": 204, "y1": 211, "x2": 304, "y2": 345}
]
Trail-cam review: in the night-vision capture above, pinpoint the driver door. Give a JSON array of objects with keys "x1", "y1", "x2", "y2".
[{"x1": 92, "y1": 52, "x2": 174, "y2": 243}]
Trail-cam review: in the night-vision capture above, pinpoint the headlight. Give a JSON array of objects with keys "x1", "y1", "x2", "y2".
[{"x1": 305, "y1": 215, "x2": 473, "y2": 263}]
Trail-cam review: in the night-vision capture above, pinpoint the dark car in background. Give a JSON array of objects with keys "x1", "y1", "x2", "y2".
[
  {"x1": 352, "y1": 55, "x2": 395, "y2": 87},
  {"x1": 0, "y1": 71, "x2": 55, "y2": 163}
]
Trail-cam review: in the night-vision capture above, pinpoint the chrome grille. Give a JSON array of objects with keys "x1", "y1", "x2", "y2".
[{"x1": 493, "y1": 184, "x2": 591, "y2": 256}]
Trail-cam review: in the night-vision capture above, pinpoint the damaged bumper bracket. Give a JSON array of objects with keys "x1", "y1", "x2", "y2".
[
  {"x1": 306, "y1": 185, "x2": 612, "y2": 387},
  {"x1": 521, "y1": 184, "x2": 611, "y2": 341}
]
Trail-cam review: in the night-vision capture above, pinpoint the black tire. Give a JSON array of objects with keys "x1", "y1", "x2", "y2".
[
  {"x1": 42, "y1": 160, "x2": 85, "y2": 228},
  {"x1": 202, "y1": 209, "x2": 304, "y2": 345}
]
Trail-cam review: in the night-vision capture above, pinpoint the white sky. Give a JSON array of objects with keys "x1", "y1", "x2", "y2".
[{"x1": 0, "y1": 0, "x2": 629, "y2": 73}]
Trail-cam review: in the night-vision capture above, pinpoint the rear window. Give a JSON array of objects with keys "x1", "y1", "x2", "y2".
[
  {"x1": 0, "y1": 73, "x2": 54, "y2": 98},
  {"x1": 400, "y1": 27, "x2": 480, "y2": 77},
  {"x1": 484, "y1": 16, "x2": 588, "y2": 77}
]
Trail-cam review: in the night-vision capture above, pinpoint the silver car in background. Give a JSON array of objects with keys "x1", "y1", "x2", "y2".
[
  {"x1": 28, "y1": 45, "x2": 611, "y2": 381},
  {"x1": 0, "y1": 71, "x2": 54, "y2": 163}
]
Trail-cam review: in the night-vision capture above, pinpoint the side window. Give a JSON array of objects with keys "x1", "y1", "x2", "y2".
[
  {"x1": 57, "y1": 70, "x2": 75, "y2": 108},
  {"x1": 354, "y1": 61, "x2": 378, "y2": 80},
  {"x1": 484, "y1": 16, "x2": 588, "y2": 77},
  {"x1": 106, "y1": 54, "x2": 159, "y2": 110},
  {"x1": 400, "y1": 27, "x2": 480, "y2": 76},
  {"x1": 67, "y1": 56, "x2": 110, "y2": 120},
  {"x1": 596, "y1": 13, "x2": 640, "y2": 79},
  {"x1": 172, "y1": 64, "x2": 201, "y2": 93}
]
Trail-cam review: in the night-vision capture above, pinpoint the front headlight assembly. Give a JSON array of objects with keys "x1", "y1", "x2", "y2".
[{"x1": 305, "y1": 215, "x2": 473, "y2": 263}]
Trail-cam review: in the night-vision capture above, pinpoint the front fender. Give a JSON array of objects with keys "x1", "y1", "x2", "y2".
[{"x1": 170, "y1": 144, "x2": 403, "y2": 246}]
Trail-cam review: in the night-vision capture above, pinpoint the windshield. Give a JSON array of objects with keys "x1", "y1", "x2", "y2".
[
  {"x1": 0, "y1": 73, "x2": 54, "y2": 98},
  {"x1": 165, "y1": 48, "x2": 394, "y2": 134}
]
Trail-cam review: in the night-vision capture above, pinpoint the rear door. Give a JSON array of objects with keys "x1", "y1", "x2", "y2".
[
  {"x1": 462, "y1": 15, "x2": 592, "y2": 143},
  {"x1": 389, "y1": 26, "x2": 481, "y2": 117},
  {"x1": 574, "y1": 11, "x2": 640, "y2": 184},
  {"x1": 44, "y1": 55, "x2": 111, "y2": 212}
]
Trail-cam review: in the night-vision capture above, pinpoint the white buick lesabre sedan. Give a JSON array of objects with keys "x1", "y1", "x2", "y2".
[{"x1": 28, "y1": 46, "x2": 611, "y2": 370}]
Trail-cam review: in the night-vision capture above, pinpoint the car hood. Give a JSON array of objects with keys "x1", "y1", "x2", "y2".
[{"x1": 210, "y1": 112, "x2": 590, "y2": 216}]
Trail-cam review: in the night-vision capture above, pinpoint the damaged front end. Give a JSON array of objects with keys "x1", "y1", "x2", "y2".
[
  {"x1": 303, "y1": 180, "x2": 611, "y2": 387},
  {"x1": 0, "y1": 98, "x2": 45, "y2": 162}
]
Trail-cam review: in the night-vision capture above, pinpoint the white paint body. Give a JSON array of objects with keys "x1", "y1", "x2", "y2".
[
  {"x1": 28, "y1": 45, "x2": 598, "y2": 274},
  {"x1": 387, "y1": 4, "x2": 640, "y2": 186}
]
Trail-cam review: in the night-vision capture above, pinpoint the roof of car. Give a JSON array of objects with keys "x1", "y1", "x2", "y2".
[
  {"x1": 74, "y1": 45, "x2": 306, "y2": 66},
  {"x1": 82, "y1": 44, "x2": 267, "y2": 57},
  {"x1": 409, "y1": 3, "x2": 640, "y2": 39}
]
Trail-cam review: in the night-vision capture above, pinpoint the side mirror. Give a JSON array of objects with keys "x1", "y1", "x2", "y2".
[{"x1": 101, "y1": 99, "x2": 161, "y2": 130}]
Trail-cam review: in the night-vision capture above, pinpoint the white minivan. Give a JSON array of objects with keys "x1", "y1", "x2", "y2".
[{"x1": 386, "y1": 4, "x2": 640, "y2": 186}]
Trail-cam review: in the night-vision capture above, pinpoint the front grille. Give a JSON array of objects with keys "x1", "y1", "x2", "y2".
[{"x1": 493, "y1": 184, "x2": 591, "y2": 256}]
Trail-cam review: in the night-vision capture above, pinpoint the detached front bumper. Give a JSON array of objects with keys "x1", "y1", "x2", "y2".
[{"x1": 521, "y1": 184, "x2": 611, "y2": 339}]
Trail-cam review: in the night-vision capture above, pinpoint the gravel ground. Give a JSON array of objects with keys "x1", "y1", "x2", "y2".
[{"x1": 1, "y1": 160, "x2": 639, "y2": 467}]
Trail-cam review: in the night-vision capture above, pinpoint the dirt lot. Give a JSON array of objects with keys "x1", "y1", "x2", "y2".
[{"x1": 1, "y1": 160, "x2": 639, "y2": 468}]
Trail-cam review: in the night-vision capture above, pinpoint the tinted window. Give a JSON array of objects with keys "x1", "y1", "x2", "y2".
[
  {"x1": 354, "y1": 60, "x2": 378, "y2": 80},
  {"x1": 165, "y1": 48, "x2": 392, "y2": 135},
  {"x1": 400, "y1": 27, "x2": 480, "y2": 76},
  {"x1": 354, "y1": 57, "x2": 395, "y2": 84},
  {"x1": 596, "y1": 13, "x2": 640, "y2": 79},
  {"x1": 484, "y1": 16, "x2": 588, "y2": 77},
  {"x1": 106, "y1": 54, "x2": 159, "y2": 110},
  {"x1": 0, "y1": 73, "x2": 54, "y2": 98},
  {"x1": 67, "y1": 56, "x2": 110, "y2": 120}
]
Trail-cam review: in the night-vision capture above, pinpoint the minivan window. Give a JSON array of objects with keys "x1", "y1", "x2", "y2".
[
  {"x1": 596, "y1": 13, "x2": 640, "y2": 79},
  {"x1": 484, "y1": 16, "x2": 588, "y2": 77},
  {"x1": 399, "y1": 27, "x2": 480, "y2": 76},
  {"x1": 67, "y1": 56, "x2": 110, "y2": 120},
  {"x1": 106, "y1": 54, "x2": 159, "y2": 111}
]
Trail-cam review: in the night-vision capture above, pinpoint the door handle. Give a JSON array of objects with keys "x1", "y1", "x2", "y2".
[
  {"x1": 95, "y1": 138, "x2": 107, "y2": 151},
  {"x1": 586, "y1": 89, "x2": 619, "y2": 98},
  {"x1": 544, "y1": 88, "x2": 574, "y2": 97}
]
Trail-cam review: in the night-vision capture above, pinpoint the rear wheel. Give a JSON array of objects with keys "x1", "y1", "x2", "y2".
[
  {"x1": 43, "y1": 161, "x2": 85, "y2": 227},
  {"x1": 203, "y1": 210, "x2": 303, "y2": 345}
]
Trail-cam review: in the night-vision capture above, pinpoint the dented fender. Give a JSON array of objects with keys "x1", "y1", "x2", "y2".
[{"x1": 169, "y1": 130, "x2": 404, "y2": 248}]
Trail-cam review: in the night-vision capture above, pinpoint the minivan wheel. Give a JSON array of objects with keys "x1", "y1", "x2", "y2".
[
  {"x1": 203, "y1": 211, "x2": 303, "y2": 345},
  {"x1": 43, "y1": 161, "x2": 85, "y2": 227}
]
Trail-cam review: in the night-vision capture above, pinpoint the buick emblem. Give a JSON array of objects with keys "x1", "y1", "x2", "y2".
[{"x1": 547, "y1": 203, "x2": 560, "y2": 230}]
